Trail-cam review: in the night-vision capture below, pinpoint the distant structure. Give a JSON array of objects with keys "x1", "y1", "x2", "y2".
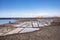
[{"x1": 9, "y1": 21, "x2": 11, "y2": 24}]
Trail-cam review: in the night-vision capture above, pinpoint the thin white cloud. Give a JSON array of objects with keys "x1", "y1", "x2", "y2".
[{"x1": 0, "y1": 9, "x2": 60, "y2": 18}]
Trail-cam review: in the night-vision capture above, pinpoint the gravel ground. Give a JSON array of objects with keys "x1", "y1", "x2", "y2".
[{"x1": 0, "y1": 26, "x2": 60, "y2": 40}]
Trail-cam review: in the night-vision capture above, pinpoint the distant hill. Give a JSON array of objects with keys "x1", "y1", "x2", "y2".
[{"x1": 35, "y1": 16, "x2": 60, "y2": 18}]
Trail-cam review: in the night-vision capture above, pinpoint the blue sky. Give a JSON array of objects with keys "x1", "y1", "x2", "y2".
[{"x1": 0, "y1": 0, "x2": 60, "y2": 17}]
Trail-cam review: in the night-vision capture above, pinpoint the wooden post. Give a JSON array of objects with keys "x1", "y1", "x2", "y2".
[
  {"x1": 37, "y1": 21, "x2": 39, "y2": 27},
  {"x1": 31, "y1": 21, "x2": 34, "y2": 27}
]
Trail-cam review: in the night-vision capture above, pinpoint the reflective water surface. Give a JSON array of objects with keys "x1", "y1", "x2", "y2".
[{"x1": 0, "y1": 20, "x2": 16, "y2": 25}]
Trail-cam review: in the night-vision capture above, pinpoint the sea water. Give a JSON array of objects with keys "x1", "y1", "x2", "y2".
[{"x1": 0, "y1": 20, "x2": 16, "y2": 25}]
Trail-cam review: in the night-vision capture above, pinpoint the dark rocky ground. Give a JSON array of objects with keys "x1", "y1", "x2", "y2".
[{"x1": 0, "y1": 25, "x2": 60, "y2": 40}]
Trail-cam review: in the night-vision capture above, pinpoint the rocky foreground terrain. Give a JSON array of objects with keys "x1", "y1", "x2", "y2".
[{"x1": 0, "y1": 25, "x2": 60, "y2": 40}]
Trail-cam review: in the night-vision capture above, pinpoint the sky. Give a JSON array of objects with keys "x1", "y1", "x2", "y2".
[{"x1": 0, "y1": 0, "x2": 60, "y2": 18}]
